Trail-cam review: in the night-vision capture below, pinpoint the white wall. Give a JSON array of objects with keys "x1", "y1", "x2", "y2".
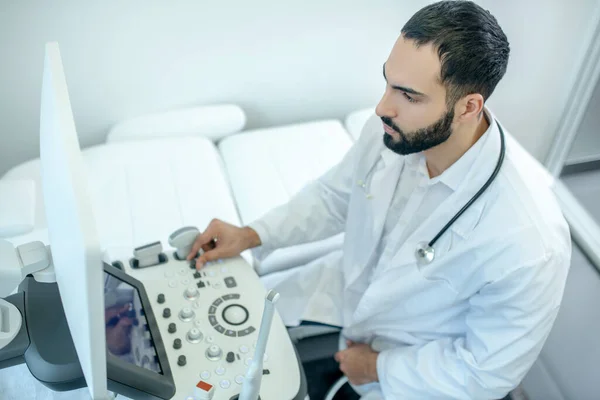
[
  {"x1": 0, "y1": 0, "x2": 598, "y2": 177},
  {"x1": 567, "y1": 76, "x2": 600, "y2": 164}
]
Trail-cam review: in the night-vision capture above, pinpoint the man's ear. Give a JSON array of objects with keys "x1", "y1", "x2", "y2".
[{"x1": 456, "y1": 93, "x2": 484, "y2": 122}]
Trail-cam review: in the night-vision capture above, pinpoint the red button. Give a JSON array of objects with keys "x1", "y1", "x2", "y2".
[{"x1": 196, "y1": 381, "x2": 213, "y2": 391}]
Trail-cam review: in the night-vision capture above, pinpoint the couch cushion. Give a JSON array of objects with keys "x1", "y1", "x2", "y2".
[
  {"x1": 2, "y1": 137, "x2": 242, "y2": 259},
  {"x1": 218, "y1": 120, "x2": 353, "y2": 274}
]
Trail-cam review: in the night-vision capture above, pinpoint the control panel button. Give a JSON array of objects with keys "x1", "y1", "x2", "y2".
[
  {"x1": 179, "y1": 307, "x2": 195, "y2": 322},
  {"x1": 163, "y1": 308, "x2": 171, "y2": 318},
  {"x1": 178, "y1": 355, "x2": 187, "y2": 366},
  {"x1": 212, "y1": 298, "x2": 223, "y2": 307},
  {"x1": 226, "y1": 352, "x2": 235, "y2": 363},
  {"x1": 193, "y1": 271, "x2": 201, "y2": 279},
  {"x1": 213, "y1": 282, "x2": 222, "y2": 289},
  {"x1": 173, "y1": 339, "x2": 182, "y2": 349},
  {"x1": 237, "y1": 326, "x2": 256, "y2": 337},
  {"x1": 208, "y1": 315, "x2": 218, "y2": 326},
  {"x1": 222, "y1": 304, "x2": 249, "y2": 326},
  {"x1": 178, "y1": 268, "x2": 187, "y2": 276},
  {"x1": 181, "y1": 278, "x2": 191, "y2": 285},
  {"x1": 187, "y1": 328, "x2": 203, "y2": 343},
  {"x1": 184, "y1": 286, "x2": 199, "y2": 300},
  {"x1": 214, "y1": 324, "x2": 225, "y2": 334},
  {"x1": 224, "y1": 277, "x2": 237, "y2": 288},
  {"x1": 197, "y1": 280, "x2": 206, "y2": 288},
  {"x1": 208, "y1": 270, "x2": 216, "y2": 277},
  {"x1": 245, "y1": 357, "x2": 253, "y2": 366},
  {"x1": 235, "y1": 375, "x2": 244, "y2": 385},
  {"x1": 157, "y1": 294, "x2": 165, "y2": 304},
  {"x1": 224, "y1": 329, "x2": 236, "y2": 337},
  {"x1": 219, "y1": 380, "x2": 231, "y2": 389},
  {"x1": 164, "y1": 271, "x2": 174, "y2": 278},
  {"x1": 239, "y1": 345, "x2": 249, "y2": 354},
  {"x1": 168, "y1": 280, "x2": 177, "y2": 288},
  {"x1": 194, "y1": 380, "x2": 215, "y2": 400},
  {"x1": 205, "y1": 336, "x2": 214, "y2": 343},
  {"x1": 208, "y1": 306, "x2": 217, "y2": 314},
  {"x1": 168, "y1": 323, "x2": 177, "y2": 333},
  {"x1": 200, "y1": 371, "x2": 211, "y2": 380},
  {"x1": 206, "y1": 345, "x2": 222, "y2": 361},
  {"x1": 215, "y1": 366, "x2": 226, "y2": 376}
]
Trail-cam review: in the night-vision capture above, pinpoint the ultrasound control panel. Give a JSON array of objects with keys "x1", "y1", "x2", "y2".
[{"x1": 104, "y1": 227, "x2": 303, "y2": 400}]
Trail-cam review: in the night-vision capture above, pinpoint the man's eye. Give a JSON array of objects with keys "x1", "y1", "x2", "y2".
[{"x1": 403, "y1": 92, "x2": 416, "y2": 103}]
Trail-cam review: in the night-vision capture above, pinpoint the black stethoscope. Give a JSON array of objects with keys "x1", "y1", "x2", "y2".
[{"x1": 414, "y1": 118, "x2": 506, "y2": 265}]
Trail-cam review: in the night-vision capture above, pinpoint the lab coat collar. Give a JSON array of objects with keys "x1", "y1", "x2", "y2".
[{"x1": 413, "y1": 107, "x2": 503, "y2": 240}]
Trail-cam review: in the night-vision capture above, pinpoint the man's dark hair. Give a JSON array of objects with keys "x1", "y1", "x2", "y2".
[{"x1": 402, "y1": 0, "x2": 510, "y2": 108}]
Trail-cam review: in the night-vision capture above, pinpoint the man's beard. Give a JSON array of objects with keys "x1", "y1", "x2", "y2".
[{"x1": 382, "y1": 109, "x2": 454, "y2": 155}]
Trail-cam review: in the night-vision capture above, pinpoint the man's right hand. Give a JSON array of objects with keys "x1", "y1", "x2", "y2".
[{"x1": 187, "y1": 218, "x2": 261, "y2": 269}]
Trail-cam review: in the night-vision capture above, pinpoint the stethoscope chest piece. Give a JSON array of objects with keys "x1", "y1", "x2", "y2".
[{"x1": 415, "y1": 241, "x2": 435, "y2": 266}]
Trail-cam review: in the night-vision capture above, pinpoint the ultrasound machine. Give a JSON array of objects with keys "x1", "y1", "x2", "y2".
[{"x1": 0, "y1": 43, "x2": 307, "y2": 400}]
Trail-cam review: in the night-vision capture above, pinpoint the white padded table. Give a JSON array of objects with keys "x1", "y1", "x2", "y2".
[
  {"x1": 1, "y1": 136, "x2": 241, "y2": 257},
  {"x1": 218, "y1": 120, "x2": 354, "y2": 275}
]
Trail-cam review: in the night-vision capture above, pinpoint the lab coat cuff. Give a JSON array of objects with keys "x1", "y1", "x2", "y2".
[
  {"x1": 376, "y1": 346, "x2": 405, "y2": 399},
  {"x1": 246, "y1": 220, "x2": 274, "y2": 262}
]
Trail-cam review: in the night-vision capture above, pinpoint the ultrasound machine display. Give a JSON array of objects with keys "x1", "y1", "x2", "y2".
[{"x1": 104, "y1": 271, "x2": 162, "y2": 374}]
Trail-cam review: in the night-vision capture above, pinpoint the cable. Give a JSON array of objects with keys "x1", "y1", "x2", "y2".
[{"x1": 324, "y1": 376, "x2": 349, "y2": 400}]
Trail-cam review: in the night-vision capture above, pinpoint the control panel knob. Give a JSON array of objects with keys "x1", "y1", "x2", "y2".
[
  {"x1": 187, "y1": 328, "x2": 204, "y2": 343},
  {"x1": 179, "y1": 307, "x2": 195, "y2": 321},
  {"x1": 206, "y1": 345, "x2": 222, "y2": 361},
  {"x1": 173, "y1": 339, "x2": 182, "y2": 349},
  {"x1": 178, "y1": 355, "x2": 187, "y2": 366},
  {"x1": 168, "y1": 323, "x2": 177, "y2": 333},
  {"x1": 163, "y1": 308, "x2": 171, "y2": 318},
  {"x1": 226, "y1": 351, "x2": 235, "y2": 363},
  {"x1": 157, "y1": 294, "x2": 165, "y2": 304},
  {"x1": 184, "y1": 286, "x2": 199, "y2": 300},
  {"x1": 169, "y1": 226, "x2": 200, "y2": 260}
]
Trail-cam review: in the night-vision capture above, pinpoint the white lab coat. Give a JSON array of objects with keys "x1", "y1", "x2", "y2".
[{"x1": 249, "y1": 109, "x2": 571, "y2": 400}]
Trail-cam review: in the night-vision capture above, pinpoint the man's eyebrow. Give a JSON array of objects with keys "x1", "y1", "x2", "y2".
[{"x1": 383, "y1": 63, "x2": 426, "y2": 97}]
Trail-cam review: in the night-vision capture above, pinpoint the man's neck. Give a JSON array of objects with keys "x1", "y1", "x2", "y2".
[{"x1": 423, "y1": 113, "x2": 489, "y2": 179}]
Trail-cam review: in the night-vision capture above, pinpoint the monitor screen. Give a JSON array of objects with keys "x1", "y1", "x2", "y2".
[{"x1": 104, "y1": 271, "x2": 163, "y2": 374}]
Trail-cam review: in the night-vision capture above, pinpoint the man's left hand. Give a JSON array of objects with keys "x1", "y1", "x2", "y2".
[{"x1": 334, "y1": 340, "x2": 379, "y2": 385}]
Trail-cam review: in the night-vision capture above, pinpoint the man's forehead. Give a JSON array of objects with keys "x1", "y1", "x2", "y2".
[{"x1": 385, "y1": 37, "x2": 442, "y2": 94}]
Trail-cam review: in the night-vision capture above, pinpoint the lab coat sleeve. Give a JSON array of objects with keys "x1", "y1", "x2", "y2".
[
  {"x1": 247, "y1": 134, "x2": 366, "y2": 261},
  {"x1": 376, "y1": 251, "x2": 570, "y2": 400}
]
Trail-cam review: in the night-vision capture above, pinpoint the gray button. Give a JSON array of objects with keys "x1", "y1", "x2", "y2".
[
  {"x1": 214, "y1": 324, "x2": 225, "y2": 334},
  {"x1": 237, "y1": 326, "x2": 256, "y2": 337},
  {"x1": 212, "y1": 298, "x2": 223, "y2": 307},
  {"x1": 224, "y1": 277, "x2": 237, "y2": 288},
  {"x1": 224, "y1": 329, "x2": 236, "y2": 337},
  {"x1": 222, "y1": 294, "x2": 235, "y2": 301},
  {"x1": 208, "y1": 315, "x2": 218, "y2": 326},
  {"x1": 209, "y1": 306, "x2": 217, "y2": 314}
]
